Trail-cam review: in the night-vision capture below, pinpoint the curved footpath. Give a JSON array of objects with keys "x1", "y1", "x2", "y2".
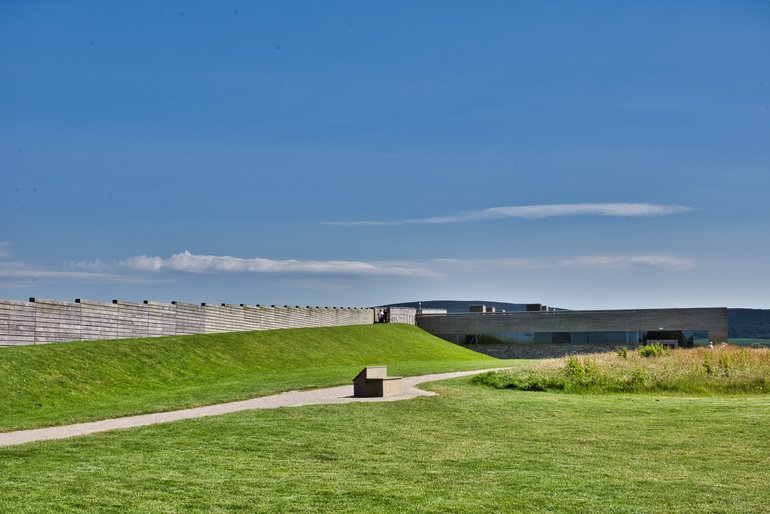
[{"x1": 0, "y1": 368, "x2": 504, "y2": 447}]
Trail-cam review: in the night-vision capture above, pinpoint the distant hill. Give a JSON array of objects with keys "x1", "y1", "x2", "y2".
[
  {"x1": 729, "y1": 309, "x2": 770, "y2": 339},
  {"x1": 384, "y1": 300, "x2": 770, "y2": 339}
]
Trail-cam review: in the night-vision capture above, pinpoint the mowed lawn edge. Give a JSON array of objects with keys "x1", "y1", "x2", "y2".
[{"x1": 0, "y1": 324, "x2": 510, "y2": 432}]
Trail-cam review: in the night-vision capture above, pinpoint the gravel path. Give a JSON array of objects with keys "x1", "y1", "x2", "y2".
[{"x1": 0, "y1": 368, "x2": 502, "y2": 447}]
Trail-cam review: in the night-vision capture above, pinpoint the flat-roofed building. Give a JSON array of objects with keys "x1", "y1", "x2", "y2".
[{"x1": 415, "y1": 307, "x2": 728, "y2": 358}]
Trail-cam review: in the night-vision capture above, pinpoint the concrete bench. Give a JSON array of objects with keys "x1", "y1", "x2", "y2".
[{"x1": 352, "y1": 366, "x2": 402, "y2": 397}]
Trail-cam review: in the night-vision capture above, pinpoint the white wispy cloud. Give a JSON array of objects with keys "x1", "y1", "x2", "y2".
[
  {"x1": 0, "y1": 269, "x2": 127, "y2": 281},
  {"x1": 119, "y1": 251, "x2": 440, "y2": 277},
  {"x1": 431, "y1": 255, "x2": 696, "y2": 271},
  {"x1": 557, "y1": 255, "x2": 696, "y2": 271},
  {"x1": 114, "y1": 251, "x2": 694, "y2": 277},
  {"x1": 0, "y1": 260, "x2": 134, "y2": 283},
  {"x1": 323, "y1": 202, "x2": 693, "y2": 226},
  {"x1": 0, "y1": 246, "x2": 151, "y2": 285},
  {"x1": 431, "y1": 257, "x2": 548, "y2": 270}
]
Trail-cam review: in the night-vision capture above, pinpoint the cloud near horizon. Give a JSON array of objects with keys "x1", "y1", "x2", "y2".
[
  {"x1": 1, "y1": 243, "x2": 695, "y2": 290},
  {"x1": 103, "y1": 250, "x2": 696, "y2": 278},
  {"x1": 120, "y1": 251, "x2": 440, "y2": 278},
  {"x1": 323, "y1": 202, "x2": 693, "y2": 226},
  {"x1": 432, "y1": 255, "x2": 696, "y2": 271},
  {"x1": 0, "y1": 268, "x2": 126, "y2": 281},
  {"x1": 0, "y1": 243, "x2": 140, "y2": 286},
  {"x1": 0, "y1": 259, "x2": 134, "y2": 286},
  {"x1": 558, "y1": 255, "x2": 696, "y2": 271}
]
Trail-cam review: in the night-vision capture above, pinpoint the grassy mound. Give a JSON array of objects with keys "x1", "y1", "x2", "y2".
[
  {"x1": 475, "y1": 344, "x2": 770, "y2": 395},
  {"x1": 0, "y1": 324, "x2": 501, "y2": 431}
]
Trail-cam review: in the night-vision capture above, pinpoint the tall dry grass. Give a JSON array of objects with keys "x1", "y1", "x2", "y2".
[{"x1": 474, "y1": 345, "x2": 770, "y2": 394}]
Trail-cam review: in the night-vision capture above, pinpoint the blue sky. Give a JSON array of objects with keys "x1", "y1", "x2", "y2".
[{"x1": 1, "y1": 1, "x2": 769, "y2": 309}]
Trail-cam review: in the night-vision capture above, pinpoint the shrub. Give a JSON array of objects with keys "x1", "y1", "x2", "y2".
[
  {"x1": 561, "y1": 356, "x2": 608, "y2": 391},
  {"x1": 625, "y1": 368, "x2": 647, "y2": 390},
  {"x1": 718, "y1": 354, "x2": 732, "y2": 377},
  {"x1": 638, "y1": 343, "x2": 666, "y2": 358},
  {"x1": 566, "y1": 356, "x2": 585, "y2": 379},
  {"x1": 617, "y1": 347, "x2": 629, "y2": 359}
]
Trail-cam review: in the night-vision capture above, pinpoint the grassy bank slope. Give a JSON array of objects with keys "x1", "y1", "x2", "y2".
[
  {"x1": 1, "y1": 378, "x2": 768, "y2": 512},
  {"x1": 0, "y1": 324, "x2": 502, "y2": 431}
]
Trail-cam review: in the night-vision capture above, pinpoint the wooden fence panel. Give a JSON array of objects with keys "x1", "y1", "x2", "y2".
[{"x1": 0, "y1": 298, "x2": 376, "y2": 346}]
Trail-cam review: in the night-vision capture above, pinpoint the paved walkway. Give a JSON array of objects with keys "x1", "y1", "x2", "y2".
[{"x1": 0, "y1": 368, "x2": 502, "y2": 447}]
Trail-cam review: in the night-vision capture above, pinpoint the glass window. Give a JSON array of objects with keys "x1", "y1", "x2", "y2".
[
  {"x1": 588, "y1": 332, "x2": 607, "y2": 343},
  {"x1": 570, "y1": 332, "x2": 588, "y2": 343},
  {"x1": 517, "y1": 332, "x2": 535, "y2": 343}
]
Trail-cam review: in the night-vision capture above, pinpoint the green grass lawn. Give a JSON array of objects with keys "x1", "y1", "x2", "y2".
[
  {"x1": 1, "y1": 376, "x2": 768, "y2": 513},
  {"x1": 0, "y1": 324, "x2": 505, "y2": 431}
]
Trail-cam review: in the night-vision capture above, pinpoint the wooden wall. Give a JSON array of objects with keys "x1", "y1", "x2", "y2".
[{"x1": 0, "y1": 298, "x2": 376, "y2": 346}]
